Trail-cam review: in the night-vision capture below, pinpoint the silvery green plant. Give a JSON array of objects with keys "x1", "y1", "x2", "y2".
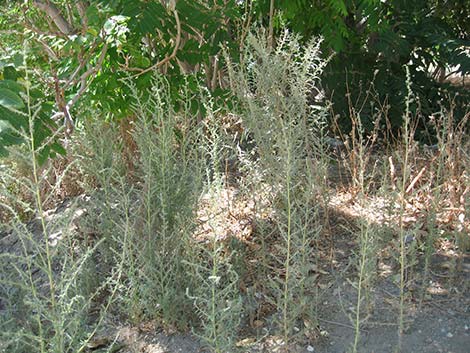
[
  {"x1": 110, "y1": 74, "x2": 204, "y2": 329},
  {"x1": 0, "y1": 42, "x2": 120, "y2": 353},
  {"x1": 341, "y1": 111, "x2": 380, "y2": 353},
  {"x1": 186, "y1": 232, "x2": 243, "y2": 353},
  {"x1": 227, "y1": 30, "x2": 328, "y2": 347},
  {"x1": 186, "y1": 88, "x2": 244, "y2": 353}
]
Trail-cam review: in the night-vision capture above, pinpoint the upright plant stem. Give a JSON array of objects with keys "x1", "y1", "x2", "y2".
[
  {"x1": 352, "y1": 130, "x2": 368, "y2": 353},
  {"x1": 398, "y1": 66, "x2": 412, "y2": 351},
  {"x1": 211, "y1": 238, "x2": 220, "y2": 353},
  {"x1": 352, "y1": 222, "x2": 366, "y2": 353},
  {"x1": 282, "y1": 128, "x2": 293, "y2": 344},
  {"x1": 283, "y1": 173, "x2": 292, "y2": 344},
  {"x1": 24, "y1": 42, "x2": 62, "y2": 352}
]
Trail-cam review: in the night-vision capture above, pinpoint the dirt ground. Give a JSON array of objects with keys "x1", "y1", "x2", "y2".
[
  {"x1": 90, "y1": 221, "x2": 469, "y2": 353},
  {"x1": 315, "y1": 264, "x2": 470, "y2": 353},
  {"x1": 105, "y1": 253, "x2": 469, "y2": 353}
]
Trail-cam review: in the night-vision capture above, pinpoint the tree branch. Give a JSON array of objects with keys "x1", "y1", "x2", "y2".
[
  {"x1": 64, "y1": 39, "x2": 101, "y2": 89},
  {"x1": 54, "y1": 41, "x2": 108, "y2": 136},
  {"x1": 122, "y1": 9, "x2": 181, "y2": 77},
  {"x1": 33, "y1": 0, "x2": 74, "y2": 35},
  {"x1": 67, "y1": 41, "x2": 109, "y2": 109},
  {"x1": 268, "y1": 0, "x2": 275, "y2": 50},
  {"x1": 76, "y1": 1, "x2": 89, "y2": 34}
]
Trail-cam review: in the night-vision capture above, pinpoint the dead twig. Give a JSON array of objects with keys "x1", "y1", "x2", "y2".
[
  {"x1": 318, "y1": 318, "x2": 362, "y2": 332},
  {"x1": 406, "y1": 166, "x2": 426, "y2": 194}
]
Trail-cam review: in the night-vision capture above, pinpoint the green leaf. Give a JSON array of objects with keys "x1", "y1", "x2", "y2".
[
  {"x1": 87, "y1": 27, "x2": 99, "y2": 37},
  {"x1": 85, "y1": 4, "x2": 101, "y2": 29},
  {"x1": 13, "y1": 54, "x2": 23, "y2": 67},
  {"x1": 0, "y1": 120, "x2": 23, "y2": 157},
  {"x1": 0, "y1": 145, "x2": 8, "y2": 157},
  {"x1": 33, "y1": 123, "x2": 51, "y2": 148},
  {"x1": 37, "y1": 145, "x2": 50, "y2": 166},
  {"x1": 0, "y1": 87, "x2": 24, "y2": 109},
  {"x1": 0, "y1": 119, "x2": 13, "y2": 134},
  {"x1": 3, "y1": 66, "x2": 18, "y2": 81},
  {"x1": 0, "y1": 80, "x2": 23, "y2": 92},
  {"x1": 50, "y1": 141, "x2": 66, "y2": 156},
  {"x1": 0, "y1": 106, "x2": 26, "y2": 130}
]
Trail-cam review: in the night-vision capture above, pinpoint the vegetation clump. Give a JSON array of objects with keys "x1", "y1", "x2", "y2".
[{"x1": 0, "y1": 1, "x2": 468, "y2": 353}]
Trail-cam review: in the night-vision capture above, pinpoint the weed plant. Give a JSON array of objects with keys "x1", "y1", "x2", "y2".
[
  {"x1": 0, "y1": 44, "x2": 120, "y2": 353},
  {"x1": 75, "y1": 72, "x2": 246, "y2": 351},
  {"x1": 127, "y1": 76, "x2": 204, "y2": 329},
  {"x1": 185, "y1": 88, "x2": 245, "y2": 352},
  {"x1": 328, "y1": 65, "x2": 470, "y2": 352},
  {"x1": 392, "y1": 68, "x2": 419, "y2": 351},
  {"x1": 83, "y1": 74, "x2": 205, "y2": 330},
  {"x1": 75, "y1": 117, "x2": 130, "y2": 268},
  {"x1": 344, "y1": 116, "x2": 380, "y2": 353},
  {"x1": 227, "y1": 31, "x2": 328, "y2": 348},
  {"x1": 186, "y1": 233, "x2": 243, "y2": 353},
  {"x1": 186, "y1": 176, "x2": 243, "y2": 353},
  {"x1": 430, "y1": 106, "x2": 470, "y2": 274},
  {"x1": 385, "y1": 70, "x2": 470, "y2": 351}
]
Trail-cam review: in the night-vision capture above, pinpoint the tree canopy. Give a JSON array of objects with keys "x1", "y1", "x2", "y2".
[{"x1": 0, "y1": 0, "x2": 468, "y2": 159}]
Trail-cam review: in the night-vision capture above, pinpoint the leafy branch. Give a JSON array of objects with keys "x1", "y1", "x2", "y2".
[
  {"x1": 32, "y1": 0, "x2": 74, "y2": 35},
  {"x1": 120, "y1": 8, "x2": 182, "y2": 78}
]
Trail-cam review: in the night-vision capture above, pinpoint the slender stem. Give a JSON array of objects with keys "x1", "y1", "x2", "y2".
[
  {"x1": 398, "y1": 66, "x2": 412, "y2": 351},
  {"x1": 212, "y1": 239, "x2": 219, "y2": 353},
  {"x1": 282, "y1": 127, "x2": 293, "y2": 344},
  {"x1": 353, "y1": 222, "x2": 367, "y2": 353},
  {"x1": 25, "y1": 41, "x2": 61, "y2": 351}
]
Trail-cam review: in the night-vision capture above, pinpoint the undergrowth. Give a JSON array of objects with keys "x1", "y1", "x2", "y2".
[
  {"x1": 1, "y1": 31, "x2": 469, "y2": 353},
  {"x1": 0, "y1": 42, "x2": 121, "y2": 353}
]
